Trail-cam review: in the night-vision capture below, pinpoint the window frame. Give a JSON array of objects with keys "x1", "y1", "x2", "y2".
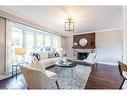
[{"x1": 11, "y1": 22, "x2": 61, "y2": 53}]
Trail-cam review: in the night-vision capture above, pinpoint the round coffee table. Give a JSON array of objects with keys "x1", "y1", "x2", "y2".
[{"x1": 55, "y1": 61, "x2": 77, "y2": 78}]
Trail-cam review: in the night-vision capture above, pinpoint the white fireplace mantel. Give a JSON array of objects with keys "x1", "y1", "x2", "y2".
[{"x1": 73, "y1": 49, "x2": 95, "y2": 59}]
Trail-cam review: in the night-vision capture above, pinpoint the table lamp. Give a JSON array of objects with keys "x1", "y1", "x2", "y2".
[{"x1": 15, "y1": 48, "x2": 26, "y2": 62}]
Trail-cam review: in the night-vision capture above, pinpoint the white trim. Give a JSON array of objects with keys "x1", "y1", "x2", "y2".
[
  {"x1": 0, "y1": 7, "x2": 63, "y2": 36},
  {"x1": 96, "y1": 61, "x2": 118, "y2": 66},
  {"x1": 5, "y1": 20, "x2": 12, "y2": 74},
  {"x1": 122, "y1": 6, "x2": 127, "y2": 64},
  {"x1": 0, "y1": 74, "x2": 12, "y2": 80},
  {"x1": 0, "y1": 70, "x2": 20, "y2": 80},
  {"x1": 34, "y1": 32, "x2": 37, "y2": 48},
  {"x1": 23, "y1": 29, "x2": 26, "y2": 48},
  {"x1": 65, "y1": 28, "x2": 123, "y2": 36}
]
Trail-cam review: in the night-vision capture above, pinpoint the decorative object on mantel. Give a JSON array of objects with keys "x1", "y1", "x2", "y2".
[
  {"x1": 73, "y1": 42, "x2": 78, "y2": 46},
  {"x1": 65, "y1": 17, "x2": 74, "y2": 32},
  {"x1": 79, "y1": 38, "x2": 88, "y2": 46},
  {"x1": 89, "y1": 41, "x2": 95, "y2": 46}
]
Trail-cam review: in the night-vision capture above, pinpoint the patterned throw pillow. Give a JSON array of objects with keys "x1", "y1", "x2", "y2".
[
  {"x1": 55, "y1": 52, "x2": 59, "y2": 57},
  {"x1": 32, "y1": 53, "x2": 41, "y2": 61}
]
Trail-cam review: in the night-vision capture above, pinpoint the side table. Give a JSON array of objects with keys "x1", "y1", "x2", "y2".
[
  {"x1": 12, "y1": 63, "x2": 18, "y2": 80},
  {"x1": 12, "y1": 62, "x2": 28, "y2": 80}
]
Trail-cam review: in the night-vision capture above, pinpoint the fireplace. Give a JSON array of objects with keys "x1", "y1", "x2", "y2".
[{"x1": 77, "y1": 52, "x2": 89, "y2": 60}]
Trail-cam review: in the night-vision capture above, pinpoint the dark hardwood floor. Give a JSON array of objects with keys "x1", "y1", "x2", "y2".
[
  {"x1": 85, "y1": 64, "x2": 123, "y2": 89},
  {"x1": 0, "y1": 75, "x2": 27, "y2": 89},
  {"x1": 0, "y1": 64, "x2": 123, "y2": 89}
]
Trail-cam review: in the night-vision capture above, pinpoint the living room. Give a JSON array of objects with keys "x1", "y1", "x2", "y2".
[{"x1": 0, "y1": 6, "x2": 127, "y2": 89}]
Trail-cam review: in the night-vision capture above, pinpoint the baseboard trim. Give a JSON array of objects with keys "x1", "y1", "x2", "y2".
[
  {"x1": 0, "y1": 73, "x2": 12, "y2": 80},
  {"x1": 0, "y1": 70, "x2": 20, "y2": 80},
  {"x1": 96, "y1": 61, "x2": 118, "y2": 66}
]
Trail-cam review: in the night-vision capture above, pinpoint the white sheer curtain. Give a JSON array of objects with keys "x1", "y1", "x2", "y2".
[
  {"x1": 5, "y1": 20, "x2": 13, "y2": 74},
  {"x1": 123, "y1": 6, "x2": 127, "y2": 64},
  {"x1": 0, "y1": 17, "x2": 6, "y2": 77}
]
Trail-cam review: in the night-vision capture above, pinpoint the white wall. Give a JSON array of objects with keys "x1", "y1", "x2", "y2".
[
  {"x1": 66, "y1": 36, "x2": 73, "y2": 59},
  {"x1": 61, "y1": 36, "x2": 67, "y2": 50},
  {"x1": 96, "y1": 30, "x2": 122, "y2": 64},
  {"x1": 123, "y1": 6, "x2": 127, "y2": 64}
]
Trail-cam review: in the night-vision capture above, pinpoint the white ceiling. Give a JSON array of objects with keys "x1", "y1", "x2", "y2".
[{"x1": 1, "y1": 6, "x2": 123, "y2": 36}]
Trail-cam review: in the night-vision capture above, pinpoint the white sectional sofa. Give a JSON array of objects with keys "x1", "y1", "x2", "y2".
[{"x1": 37, "y1": 52, "x2": 60, "y2": 68}]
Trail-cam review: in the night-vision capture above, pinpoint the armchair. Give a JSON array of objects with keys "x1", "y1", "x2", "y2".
[
  {"x1": 83, "y1": 52, "x2": 97, "y2": 71},
  {"x1": 19, "y1": 64, "x2": 59, "y2": 89}
]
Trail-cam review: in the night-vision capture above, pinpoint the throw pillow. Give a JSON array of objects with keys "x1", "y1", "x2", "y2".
[
  {"x1": 55, "y1": 52, "x2": 59, "y2": 57},
  {"x1": 31, "y1": 60, "x2": 46, "y2": 73},
  {"x1": 37, "y1": 52, "x2": 48, "y2": 60}
]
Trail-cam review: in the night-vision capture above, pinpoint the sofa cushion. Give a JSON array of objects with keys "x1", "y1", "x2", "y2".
[
  {"x1": 37, "y1": 52, "x2": 48, "y2": 60},
  {"x1": 49, "y1": 57, "x2": 60, "y2": 62},
  {"x1": 40, "y1": 57, "x2": 60, "y2": 68},
  {"x1": 48, "y1": 52, "x2": 55, "y2": 58}
]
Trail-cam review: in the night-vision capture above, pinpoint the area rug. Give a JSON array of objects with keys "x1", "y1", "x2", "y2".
[
  {"x1": 47, "y1": 65, "x2": 91, "y2": 89},
  {"x1": 19, "y1": 64, "x2": 91, "y2": 89}
]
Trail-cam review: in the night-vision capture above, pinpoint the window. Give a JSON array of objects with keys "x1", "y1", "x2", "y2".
[
  {"x1": 37, "y1": 34, "x2": 43, "y2": 46},
  {"x1": 11, "y1": 22, "x2": 61, "y2": 58},
  {"x1": 26, "y1": 32, "x2": 34, "y2": 52},
  {"x1": 36, "y1": 34, "x2": 44, "y2": 51},
  {"x1": 12, "y1": 27, "x2": 23, "y2": 48},
  {"x1": 44, "y1": 35, "x2": 51, "y2": 51},
  {"x1": 52, "y1": 37, "x2": 59, "y2": 48},
  {"x1": 8, "y1": 21, "x2": 62, "y2": 76},
  {"x1": 45, "y1": 35, "x2": 51, "y2": 47},
  {"x1": 11, "y1": 27, "x2": 23, "y2": 63}
]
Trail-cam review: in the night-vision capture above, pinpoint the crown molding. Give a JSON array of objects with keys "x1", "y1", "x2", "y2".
[
  {"x1": 0, "y1": 7, "x2": 65, "y2": 36},
  {"x1": 65, "y1": 28, "x2": 123, "y2": 37}
]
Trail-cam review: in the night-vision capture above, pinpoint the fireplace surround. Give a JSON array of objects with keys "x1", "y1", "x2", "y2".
[{"x1": 73, "y1": 49, "x2": 95, "y2": 60}]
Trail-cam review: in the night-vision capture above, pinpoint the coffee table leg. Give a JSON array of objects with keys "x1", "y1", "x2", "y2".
[
  {"x1": 72, "y1": 67, "x2": 76, "y2": 78},
  {"x1": 16, "y1": 66, "x2": 18, "y2": 80},
  {"x1": 73, "y1": 67, "x2": 75, "y2": 77},
  {"x1": 12, "y1": 66, "x2": 13, "y2": 77},
  {"x1": 71, "y1": 67, "x2": 73, "y2": 78},
  {"x1": 55, "y1": 66, "x2": 57, "y2": 73}
]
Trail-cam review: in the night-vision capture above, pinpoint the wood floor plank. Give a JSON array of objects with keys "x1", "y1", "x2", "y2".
[{"x1": 85, "y1": 64, "x2": 123, "y2": 89}]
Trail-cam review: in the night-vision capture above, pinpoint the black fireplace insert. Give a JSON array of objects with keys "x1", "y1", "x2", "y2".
[{"x1": 77, "y1": 52, "x2": 89, "y2": 60}]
